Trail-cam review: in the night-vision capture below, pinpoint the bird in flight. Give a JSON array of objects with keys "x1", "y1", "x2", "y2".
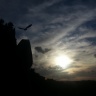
[{"x1": 18, "y1": 24, "x2": 32, "y2": 30}]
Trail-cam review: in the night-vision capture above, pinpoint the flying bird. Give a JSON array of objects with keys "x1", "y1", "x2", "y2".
[{"x1": 18, "y1": 24, "x2": 32, "y2": 30}]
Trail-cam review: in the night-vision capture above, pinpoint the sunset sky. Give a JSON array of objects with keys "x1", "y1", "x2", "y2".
[{"x1": 0, "y1": 0, "x2": 96, "y2": 81}]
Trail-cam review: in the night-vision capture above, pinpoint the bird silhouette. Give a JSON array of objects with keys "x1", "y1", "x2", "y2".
[{"x1": 18, "y1": 24, "x2": 32, "y2": 30}]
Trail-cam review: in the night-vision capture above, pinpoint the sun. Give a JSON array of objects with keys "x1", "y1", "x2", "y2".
[{"x1": 54, "y1": 55, "x2": 73, "y2": 68}]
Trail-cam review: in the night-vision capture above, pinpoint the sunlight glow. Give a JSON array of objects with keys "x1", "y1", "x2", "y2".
[{"x1": 54, "y1": 55, "x2": 73, "y2": 69}]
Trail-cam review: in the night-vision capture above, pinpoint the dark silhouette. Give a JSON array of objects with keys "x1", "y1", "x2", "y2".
[
  {"x1": 18, "y1": 24, "x2": 32, "y2": 30},
  {"x1": 0, "y1": 19, "x2": 17, "y2": 95},
  {"x1": 0, "y1": 18, "x2": 96, "y2": 96},
  {"x1": 0, "y1": 19, "x2": 32, "y2": 95},
  {"x1": 17, "y1": 39, "x2": 32, "y2": 71}
]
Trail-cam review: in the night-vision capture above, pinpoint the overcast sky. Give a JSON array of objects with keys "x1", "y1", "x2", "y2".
[{"x1": 0, "y1": 0, "x2": 96, "y2": 81}]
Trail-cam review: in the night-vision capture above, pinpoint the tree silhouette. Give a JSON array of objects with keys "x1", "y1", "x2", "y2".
[{"x1": 0, "y1": 19, "x2": 33, "y2": 95}]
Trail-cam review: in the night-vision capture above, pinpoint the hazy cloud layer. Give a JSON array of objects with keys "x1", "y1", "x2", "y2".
[{"x1": 0, "y1": 0, "x2": 96, "y2": 81}]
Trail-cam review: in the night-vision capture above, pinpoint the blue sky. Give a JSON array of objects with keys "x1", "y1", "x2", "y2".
[{"x1": 0, "y1": 0, "x2": 96, "y2": 81}]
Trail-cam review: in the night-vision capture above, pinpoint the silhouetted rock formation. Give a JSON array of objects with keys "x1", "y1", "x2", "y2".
[
  {"x1": 17, "y1": 39, "x2": 32, "y2": 71},
  {"x1": 16, "y1": 39, "x2": 33, "y2": 94}
]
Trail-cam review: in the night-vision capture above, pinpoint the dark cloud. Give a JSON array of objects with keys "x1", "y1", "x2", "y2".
[
  {"x1": 62, "y1": 0, "x2": 96, "y2": 7},
  {"x1": 81, "y1": 18, "x2": 96, "y2": 30},
  {"x1": 36, "y1": 66, "x2": 68, "y2": 78},
  {"x1": 94, "y1": 54, "x2": 96, "y2": 58},
  {"x1": 35, "y1": 46, "x2": 51, "y2": 54},
  {"x1": 35, "y1": 47, "x2": 44, "y2": 53},
  {"x1": 85, "y1": 37, "x2": 96, "y2": 46},
  {"x1": 74, "y1": 67, "x2": 96, "y2": 77},
  {"x1": 44, "y1": 48, "x2": 51, "y2": 53},
  {"x1": 0, "y1": 0, "x2": 45, "y2": 23}
]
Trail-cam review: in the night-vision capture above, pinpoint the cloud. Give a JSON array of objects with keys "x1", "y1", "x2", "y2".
[
  {"x1": 35, "y1": 47, "x2": 44, "y2": 53},
  {"x1": 35, "y1": 46, "x2": 51, "y2": 54},
  {"x1": 28, "y1": 0, "x2": 62, "y2": 13},
  {"x1": 30, "y1": 2, "x2": 96, "y2": 80},
  {"x1": 1, "y1": 0, "x2": 96, "y2": 81},
  {"x1": 94, "y1": 54, "x2": 96, "y2": 58}
]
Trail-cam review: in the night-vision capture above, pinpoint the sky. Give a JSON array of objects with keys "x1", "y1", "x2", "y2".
[{"x1": 0, "y1": 0, "x2": 96, "y2": 81}]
